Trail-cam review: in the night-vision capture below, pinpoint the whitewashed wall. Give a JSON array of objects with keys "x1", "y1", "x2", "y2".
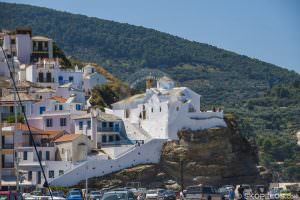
[
  {"x1": 49, "y1": 139, "x2": 166, "y2": 187},
  {"x1": 16, "y1": 34, "x2": 32, "y2": 64}
]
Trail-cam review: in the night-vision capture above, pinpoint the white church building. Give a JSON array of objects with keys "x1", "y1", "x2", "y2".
[{"x1": 109, "y1": 76, "x2": 226, "y2": 139}]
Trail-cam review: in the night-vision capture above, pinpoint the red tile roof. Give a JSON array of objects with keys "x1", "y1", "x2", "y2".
[
  {"x1": 49, "y1": 96, "x2": 67, "y2": 103},
  {"x1": 1, "y1": 123, "x2": 64, "y2": 137},
  {"x1": 54, "y1": 134, "x2": 81, "y2": 143}
]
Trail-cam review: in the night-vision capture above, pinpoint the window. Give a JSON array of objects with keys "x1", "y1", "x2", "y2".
[
  {"x1": 79, "y1": 121, "x2": 83, "y2": 130},
  {"x1": 55, "y1": 105, "x2": 57, "y2": 110},
  {"x1": 69, "y1": 76, "x2": 74, "y2": 82},
  {"x1": 23, "y1": 151, "x2": 28, "y2": 160},
  {"x1": 59, "y1": 170, "x2": 64, "y2": 176},
  {"x1": 37, "y1": 171, "x2": 41, "y2": 184},
  {"x1": 60, "y1": 118, "x2": 67, "y2": 126},
  {"x1": 61, "y1": 148, "x2": 65, "y2": 154},
  {"x1": 46, "y1": 119, "x2": 52, "y2": 127},
  {"x1": 58, "y1": 76, "x2": 63, "y2": 84},
  {"x1": 10, "y1": 106, "x2": 14, "y2": 113},
  {"x1": 46, "y1": 151, "x2": 50, "y2": 160},
  {"x1": 59, "y1": 105, "x2": 63, "y2": 110},
  {"x1": 92, "y1": 68, "x2": 95, "y2": 73},
  {"x1": 151, "y1": 107, "x2": 153, "y2": 112},
  {"x1": 28, "y1": 171, "x2": 32, "y2": 181},
  {"x1": 87, "y1": 121, "x2": 91, "y2": 130},
  {"x1": 115, "y1": 124, "x2": 120, "y2": 132},
  {"x1": 39, "y1": 106, "x2": 46, "y2": 114},
  {"x1": 109, "y1": 122, "x2": 113, "y2": 128},
  {"x1": 159, "y1": 107, "x2": 162, "y2": 112},
  {"x1": 76, "y1": 104, "x2": 81, "y2": 110},
  {"x1": 38, "y1": 151, "x2": 42, "y2": 160},
  {"x1": 102, "y1": 135, "x2": 107, "y2": 143},
  {"x1": 102, "y1": 122, "x2": 107, "y2": 128},
  {"x1": 176, "y1": 106, "x2": 179, "y2": 111},
  {"x1": 11, "y1": 39, "x2": 16, "y2": 44},
  {"x1": 49, "y1": 170, "x2": 54, "y2": 178},
  {"x1": 46, "y1": 72, "x2": 52, "y2": 82},
  {"x1": 38, "y1": 72, "x2": 44, "y2": 82}
]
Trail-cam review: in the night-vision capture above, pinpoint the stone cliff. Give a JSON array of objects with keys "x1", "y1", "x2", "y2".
[
  {"x1": 160, "y1": 117, "x2": 265, "y2": 186},
  {"x1": 78, "y1": 117, "x2": 268, "y2": 189}
]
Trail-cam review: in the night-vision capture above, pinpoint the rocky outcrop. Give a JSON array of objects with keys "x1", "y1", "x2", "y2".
[
  {"x1": 160, "y1": 117, "x2": 265, "y2": 186},
  {"x1": 79, "y1": 118, "x2": 269, "y2": 189}
]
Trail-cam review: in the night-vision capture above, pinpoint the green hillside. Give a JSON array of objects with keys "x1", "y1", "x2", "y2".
[{"x1": 0, "y1": 2, "x2": 299, "y2": 181}]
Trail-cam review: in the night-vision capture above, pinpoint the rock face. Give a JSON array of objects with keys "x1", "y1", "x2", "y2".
[
  {"x1": 160, "y1": 117, "x2": 264, "y2": 186},
  {"x1": 78, "y1": 118, "x2": 268, "y2": 189}
]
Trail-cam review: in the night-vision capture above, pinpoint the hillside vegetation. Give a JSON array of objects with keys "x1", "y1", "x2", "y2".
[{"x1": 0, "y1": 2, "x2": 299, "y2": 181}]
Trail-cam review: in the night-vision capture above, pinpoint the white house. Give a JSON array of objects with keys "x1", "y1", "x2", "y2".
[
  {"x1": 82, "y1": 65, "x2": 107, "y2": 95},
  {"x1": 28, "y1": 96, "x2": 86, "y2": 133},
  {"x1": 110, "y1": 76, "x2": 227, "y2": 139},
  {"x1": 56, "y1": 83, "x2": 86, "y2": 104},
  {"x1": 72, "y1": 109, "x2": 125, "y2": 148},
  {"x1": 0, "y1": 93, "x2": 37, "y2": 121}
]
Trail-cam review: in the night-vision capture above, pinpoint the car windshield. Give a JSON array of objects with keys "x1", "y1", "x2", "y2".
[
  {"x1": 102, "y1": 193, "x2": 127, "y2": 200},
  {"x1": 0, "y1": 194, "x2": 8, "y2": 200}
]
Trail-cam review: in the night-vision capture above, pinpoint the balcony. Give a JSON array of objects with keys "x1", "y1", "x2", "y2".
[
  {"x1": 97, "y1": 127, "x2": 116, "y2": 132},
  {"x1": 2, "y1": 162, "x2": 14, "y2": 168},
  {"x1": 2, "y1": 144, "x2": 14, "y2": 149}
]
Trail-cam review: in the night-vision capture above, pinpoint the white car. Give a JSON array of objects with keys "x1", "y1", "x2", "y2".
[{"x1": 146, "y1": 189, "x2": 165, "y2": 200}]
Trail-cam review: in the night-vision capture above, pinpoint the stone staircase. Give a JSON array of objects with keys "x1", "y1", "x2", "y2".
[{"x1": 123, "y1": 120, "x2": 151, "y2": 141}]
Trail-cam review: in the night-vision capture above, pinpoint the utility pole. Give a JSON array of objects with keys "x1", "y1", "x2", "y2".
[
  {"x1": 180, "y1": 158, "x2": 184, "y2": 192},
  {"x1": 0, "y1": 115, "x2": 2, "y2": 190},
  {"x1": 85, "y1": 165, "x2": 88, "y2": 200}
]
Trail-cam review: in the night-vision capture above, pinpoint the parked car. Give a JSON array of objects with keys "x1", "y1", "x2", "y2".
[
  {"x1": 70, "y1": 189, "x2": 83, "y2": 197},
  {"x1": 101, "y1": 191, "x2": 135, "y2": 200},
  {"x1": 67, "y1": 191, "x2": 83, "y2": 200},
  {"x1": 160, "y1": 190, "x2": 176, "y2": 200},
  {"x1": 185, "y1": 185, "x2": 222, "y2": 200},
  {"x1": 146, "y1": 189, "x2": 165, "y2": 200},
  {"x1": 280, "y1": 190, "x2": 293, "y2": 200},
  {"x1": 89, "y1": 191, "x2": 102, "y2": 200},
  {"x1": 0, "y1": 191, "x2": 23, "y2": 200}
]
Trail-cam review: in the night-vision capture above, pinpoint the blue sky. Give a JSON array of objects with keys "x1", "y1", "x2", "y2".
[{"x1": 2, "y1": 0, "x2": 300, "y2": 73}]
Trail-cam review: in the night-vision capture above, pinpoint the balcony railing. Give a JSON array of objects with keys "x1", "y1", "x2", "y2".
[
  {"x1": 3, "y1": 162, "x2": 14, "y2": 168},
  {"x1": 97, "y1": 127, "x2": 116, "y2": 132},
  {"x1": 2, "y1": 144, "x2": 14, "y2": 149}
]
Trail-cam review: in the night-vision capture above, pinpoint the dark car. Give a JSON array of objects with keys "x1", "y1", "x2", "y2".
[
  {"x1": 101, "y1": 191, "x2": 135, "y2": 200},
  {"x1": 160, "y1": 190, "x2": 176, "y2": 200}
]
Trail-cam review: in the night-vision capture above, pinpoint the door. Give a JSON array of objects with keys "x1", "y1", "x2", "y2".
[
  {"x1": 38, "y1": 72, "x2": 44, "y2": 82},
  {"x1": 39, "y1": 106, "x2": 46, "y2": 114},
  {"x1": 46, "y1": 72, "x2": 52, "y2": 82}
]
